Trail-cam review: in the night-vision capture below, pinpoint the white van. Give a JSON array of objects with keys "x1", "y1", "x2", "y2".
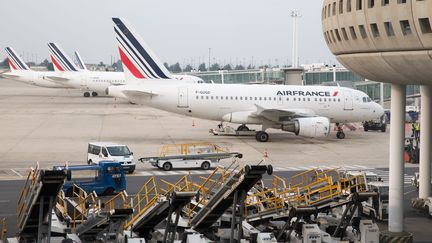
[{"x1": 87, "y1": 142, "x2": 135, "y2": 173}]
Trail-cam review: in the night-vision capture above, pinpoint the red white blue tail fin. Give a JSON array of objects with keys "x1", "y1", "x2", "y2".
[
  {"x1": 74, "y1": 51, "x2": 87, "y2": 71},
  {"x1": 112, "y1": 17, "x2": 172, "y2": 80},
  {"x1": 5, "y1": 47, "x2": 30, "y2": 72},
  {"x1": 47, "y1": 42, "x2": 79, "y2": 72}
]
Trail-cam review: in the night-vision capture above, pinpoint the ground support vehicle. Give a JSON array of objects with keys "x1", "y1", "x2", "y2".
[
  {"x1": 412, "y1": 197, "x2": 432, "y2": 218},
  {"x1": 139, "y1": 142, "x2": 242, "y2": 171},
  {"x1": 361, "y1": 182, "x2": 389, "y2": 221},
  {"x1": 209, "y1": 124, "x2": 257, "y2": 137},
  {"x1": 54, "y1": 161, "x2": 126, "y2": 196},
  {"x1": 88, "y1": 142, "x2": 135, "y2": 173},
  {"x1": 363, "y1": 115, "x2": 386, "y2": 132}
]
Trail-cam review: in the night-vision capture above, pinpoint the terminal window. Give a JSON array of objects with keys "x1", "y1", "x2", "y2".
[
  {"x1": 358, "y1": 25, "x2": 368, "y2": 39},
  {"x1": 347, "y1": 0, "x2": 352, "y2": 12},
  {"x1": 382, "y1": 0, "x2": 389, "y2": 6},
  {"x1": 356, "y1": 0, "x2": 363, "y2": 10},
  {"x1": 339, "y1": 0, "x2": 344, "y2": 14},
  {"x1": 368, "y1": 0, "x2": 375, "y2": 8},
  {"x1": 400, "y1": 20, "x2": 412, "y2": 35},
  {"x1": 397, "y1": 0, "x2": 406, "y2": 3},
  {"x1": 349, "y1": 26, "x2": 358, "y2": 39},
  {"x1": 333, "y1": 2, "x2": 336, "y2": 15},
  {"x1": 419, "y1": 18, "x2": 432, "y2": 34},
  {"x1": 384, "y1": 22, "x2": 395, "y2": 36},
  {"x1": 341, "y1": 27, "x2": 349, "y2": 40},
  {"x1": 335, "y1": 29, "x2": 342, "y2": 41},
  {"x1": 370, "y1": 23, "x2": 380, "y2": 37}
]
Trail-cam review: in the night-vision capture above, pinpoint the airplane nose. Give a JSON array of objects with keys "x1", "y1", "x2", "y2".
[{"x1": 374, "y1": 102, "x2": 385, "y2": 116}]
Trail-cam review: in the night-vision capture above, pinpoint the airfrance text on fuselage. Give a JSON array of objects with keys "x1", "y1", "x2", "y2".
[{"x1": 276, "y1": 91, "x2": 338, "y2": 97}]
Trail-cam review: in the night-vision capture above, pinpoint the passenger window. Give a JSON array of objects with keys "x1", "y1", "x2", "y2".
[
  {"x1": 196, "y1": 96, "x2": 199, "y2": 99},
  {"x1": 231, "y1": 96, "x2": 233, "y2": 100},
  {"x1": 201, "y1": 96, "x2": 204, "y2": 99},
  {"x1": 303, "y1": 98, "x2": 306, "y2": 101},
  {"x1": 211, "y1": 96, "x2": 213, "y2": 99},
  {"x1": 206, "y1": 96, "x2": 209, "y2": 99},
  {"x1": 294, "y1": 98, "x2": 296, "y2": 101},
  {"x1": 235, "y1": 96, "x2": 238, "y2": 100},
  {"x1": 240, "y1": 97, "x2": 243, "y2": 100},
  {"x1": 259, "y1": 97, "x2": 262, "y2": 100},
  {"x1": 255, "y1": 97, "x2": 258, "y2": 100}
]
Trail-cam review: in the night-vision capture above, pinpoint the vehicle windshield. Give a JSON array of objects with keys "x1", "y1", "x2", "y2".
[
  {"x1": 107, "y1": 146, "x2": 131, "y2": 156},
  {"x1": 366, "y1": 175, "x2": 379, "y2": 182}
]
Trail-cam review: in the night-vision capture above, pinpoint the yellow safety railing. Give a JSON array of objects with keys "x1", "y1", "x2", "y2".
[
  {"x1": 159, "y1": 175, "x2": 193, "y2": 195},
  {"x1": 124, "y1": 177, "x2": 159, "y2": 229},
  {"x1": 159, "y1": 142, "x2": 229, "y2": 157},
  {"x1": 17, "y1": 166, "x2": 40, "y2": 229},
  {"x1": 340, "y1": 175, "x2": 367, "y2": 194},
  {"x1": 187, "y1": 166, "x2": 234, "y2": 223},
  {"x1": 55, "y1": 190, "x2": 69, "y2": 220},
  {"x1": 245, "y1": 188, "x2": 285, "y2": 218},
  {"x1": 103, "y1": 191, "x2": 130, "y2": 213},
  {"x1": 289, "y1": 168, "x2": 321, "y2": 189},
  {"x1": 70, "y1": 185, "x2": 98, "y2": 229},
  {"x1": 1, "y1": 218, "x2": 6, "y2": 241}
]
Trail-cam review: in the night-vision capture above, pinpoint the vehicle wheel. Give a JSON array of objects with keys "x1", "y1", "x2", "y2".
[
  {"x1": 381, "y1": 126, "x2": 386, "y2": 132},
  {"x1": 201, "y1": 161, "x2": 211, "y2": 170},
  {"x1": 103, "y1": 187, "x2": 115, "y2": 196},
  {"x1": 255, "y1": 131, "x2": 269, "y2": 142},
  {"x1": 88, "y1": 159, "x2": 92, "y2": 165},
  {"x1": 163, "y1": 162, "x2": 172, "y2": 171},
  {"x1": 91, "y1": 92, "x2": 98, "y2": 97},
  {"x1": 336, "y1": 131, "x2": 345, "y2": 139},
  {"x1": 370, "y1": 211, "x2": 376, "y2": 220},
  {"x1": 83, "y1": 92, "x2": 90, "y2": 97},
  {"x1": 364, "y1": 126, "x2": 369, "y2": 132},
  {"x1": 237, "y1": 125, "x2": 250, "y2": 131}
]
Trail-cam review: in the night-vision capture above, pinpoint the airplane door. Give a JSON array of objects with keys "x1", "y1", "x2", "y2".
[
  {"x1": 277, "y1": 94, "x2": 283, "y2": 105},
  {"x1": 178, "y1": 87, "x2": 189, "y2": 108},
  {"x1": 343, "y1": 90, "x2": 353, "y2": 110}
]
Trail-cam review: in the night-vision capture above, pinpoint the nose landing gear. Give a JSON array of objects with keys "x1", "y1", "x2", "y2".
[{"x1": 335, "y1": 123, "x2": 346, "y2": 139}]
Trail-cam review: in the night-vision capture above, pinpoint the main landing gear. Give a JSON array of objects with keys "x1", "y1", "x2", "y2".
[
  {"x1": 336, "y1": 123, "x2": 346, "y2": 139},
  {"x1": 83, "y1": 92, "x2": 98, "y2": 97}
]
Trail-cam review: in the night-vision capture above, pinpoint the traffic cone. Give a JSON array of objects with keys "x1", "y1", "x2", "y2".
[
  {"x1": 263, "y1": 149, "x2": 268, "y2": 160},
  {"x1": 114, "y1": 97, "x2": 117, "y2": 108},
  {"x1": 192, "y1": 119, "x2": 195, "y2": 127}
]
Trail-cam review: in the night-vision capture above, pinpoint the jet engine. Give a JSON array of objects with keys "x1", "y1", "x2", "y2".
[{"x1": 282, "y1": 117, "x2": 330, "y2": 138}]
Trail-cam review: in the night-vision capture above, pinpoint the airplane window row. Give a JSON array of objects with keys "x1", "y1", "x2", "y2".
[
  {"x1": 195, "y1": 95, "x2": 342, "y2": 103},
  {"x1": 93, "y1": 80, "x2": 125, "y2": 83}
]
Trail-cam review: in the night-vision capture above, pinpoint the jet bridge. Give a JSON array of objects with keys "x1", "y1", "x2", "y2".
[
  {"x1": 190, "y1": 165, "x2": 272, "y2": 232},
  {"x1": 17, "y1": 166, "x2": 66, "y2": 242}
]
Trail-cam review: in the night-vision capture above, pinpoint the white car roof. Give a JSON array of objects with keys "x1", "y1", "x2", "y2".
[{"x1": 89, "y1": 142, "x2": 127, "y2": 147}]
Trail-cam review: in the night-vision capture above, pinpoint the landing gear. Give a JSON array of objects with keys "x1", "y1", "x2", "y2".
[
  {"x1": 237, "y1": 124, "x2": 250, "y2": 131},
  {"x1": 255, "y1": 131, "x2": 269, "y2": 142},
  {"x1": 83, "y1": 92, "x2": 90, "y2": 97},
  {"x1": 335, "y1": 123, "x2": 345, "y2": 139},
  {"x1": 91, "y1": 92, "x2": 98, "y2": 97}
]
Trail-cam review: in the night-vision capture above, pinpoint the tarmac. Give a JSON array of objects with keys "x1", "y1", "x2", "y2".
[{"x1": 0, "y1": 77, "x2": 405, "y2": 178}]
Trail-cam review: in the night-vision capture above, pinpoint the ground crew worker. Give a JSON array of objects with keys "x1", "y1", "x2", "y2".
[{"x1": 414, "y1": 121, "x2": 420, "y2": 138}]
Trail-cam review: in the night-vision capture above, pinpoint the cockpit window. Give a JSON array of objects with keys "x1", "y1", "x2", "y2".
[{"x1": 363, "y1": 97, "x2": 372, "y2": 103}]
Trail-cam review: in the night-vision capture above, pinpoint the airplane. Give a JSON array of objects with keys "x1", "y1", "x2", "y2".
[
  {"x1": 1, "y1": 47, "x2": 68, "y2": 88},
  {"x1": 47, "y1": 43, "x2": 206, "y2": 97},
  {"x1": 107, "y1": 17, "x2": 384, "y2": 142}
]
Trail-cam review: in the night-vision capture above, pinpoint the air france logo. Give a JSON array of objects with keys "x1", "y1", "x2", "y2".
[{"x1": 276, "y1": 90, "x2": 339, "y2": 97}]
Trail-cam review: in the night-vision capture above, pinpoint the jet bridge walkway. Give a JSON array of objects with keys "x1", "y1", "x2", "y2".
[
  {"x1": 190, "y1": 165, "x2": 272, "y2": 231},
  {"x1": 17, "y1": 165, "x2": 66, "y2": 242}
]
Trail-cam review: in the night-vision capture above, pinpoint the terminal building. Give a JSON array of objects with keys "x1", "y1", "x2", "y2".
[{"x1": 322, "y1": 0, "x2": 432, "y2": 241}]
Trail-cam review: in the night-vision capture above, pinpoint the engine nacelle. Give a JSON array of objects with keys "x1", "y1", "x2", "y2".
[
  {"x1": 282, "y1": 117, "x2": 330, "y2": 138},
  {"x1": 222, "y1": 111, "x2": 261, "y2": 124}
]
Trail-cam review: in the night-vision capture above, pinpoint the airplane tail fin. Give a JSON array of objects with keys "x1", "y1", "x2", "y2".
[
  {"x1": 47, "y1": 42, "x2": 79, "y2": 72},
  {"x1": 74, "y1": 51, "x2": 87, "y2": 71},
  {"x1": 112, "y1": 17, "x2": 172, "y2": 81},
  {"x1": 4, "y1": 47, "x2": 30, "y2": 72}
]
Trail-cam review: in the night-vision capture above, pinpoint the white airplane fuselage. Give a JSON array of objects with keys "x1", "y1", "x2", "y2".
[{"x1": 110, "y1": 82, "x2": 384, "y2": 124}]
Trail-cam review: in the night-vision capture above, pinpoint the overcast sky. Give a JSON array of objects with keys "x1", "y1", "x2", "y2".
[{"x1": 1, "y1": 0, "x2": 336, "y2": 67}]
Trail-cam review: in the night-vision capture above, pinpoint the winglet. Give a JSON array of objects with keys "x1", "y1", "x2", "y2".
[
  {"x1": 74, "y1": 51, "x2": 87, "y2": 71},
  {"x1": 112, "y1": 17, "x2": 172, "y2": 80},
  {"x1": 4, "y1": 47, "x2": 30, "y2": 72},
  {"x1": 47, "y1": 42, "x2": 79, "y2": 72}
]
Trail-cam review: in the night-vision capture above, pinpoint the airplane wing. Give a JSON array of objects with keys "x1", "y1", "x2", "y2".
[
  {"x1": 45, "y1": 75, "x2": 71, "y2": 82},
  {"x1": 1, "y1": 73, "x2": 20, "y2": 79},
  {"x1": 122, "y1": 90, "x2": 158, "y2": 98},
  {"x1": 254, "y1": 105, "x2": 316, "y2": 122}
]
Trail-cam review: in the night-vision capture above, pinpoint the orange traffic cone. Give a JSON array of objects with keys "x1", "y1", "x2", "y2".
[
  {"x1": 192, "y1": 119, "x2": 196, "y2": 127},
  {"x1": 263, "y1": 149, "x2": 268, "y2": 160}
]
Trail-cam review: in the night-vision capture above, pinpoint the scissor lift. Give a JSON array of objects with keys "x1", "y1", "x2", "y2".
[{"x1": 17, "y1": 166, "x2": 66, "y2": 243}]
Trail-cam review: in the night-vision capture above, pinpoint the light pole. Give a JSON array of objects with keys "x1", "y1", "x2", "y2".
[
  {"x1": 291, "y1": 10, "x2": 302, "y2": 68},
  {"x1": 208, "y1": 48, "x2": 211, "y2": 71}
]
